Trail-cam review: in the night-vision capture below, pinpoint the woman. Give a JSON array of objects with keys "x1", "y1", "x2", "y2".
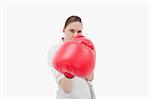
[{"x1": 48, "y1": 15, "x2": 95, "y2": 99}]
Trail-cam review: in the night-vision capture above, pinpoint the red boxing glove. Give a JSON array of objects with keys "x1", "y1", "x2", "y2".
[
  {"x1": 52, "y1": 34, "x2": 96, "y2": 78},
  {"x1": 74, "y1": 33, "x2": 95, "y2": 51}
]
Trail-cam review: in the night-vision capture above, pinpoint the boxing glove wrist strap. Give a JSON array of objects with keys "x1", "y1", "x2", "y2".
[{"x1": 64, "y1": 72, "x2": 74, "y2": 79}]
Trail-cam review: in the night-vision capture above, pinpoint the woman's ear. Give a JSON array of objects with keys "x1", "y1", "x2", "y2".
[{"x1": 63, "y1": 28, "x2": 65, "y2": 33}]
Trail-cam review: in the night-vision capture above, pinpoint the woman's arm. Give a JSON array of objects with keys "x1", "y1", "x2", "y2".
[
  {"x1": 86, "y1": 72, "x2": 94, "y2": 81},
  {"x1": 59, "y1": 72, "x2": 94, "y2": 93},
  {"x1": 59, "y1": 76, "x2": 73, "y2": 93}
]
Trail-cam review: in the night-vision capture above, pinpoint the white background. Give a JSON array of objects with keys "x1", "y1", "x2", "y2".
[{"x1": 0, "y1": 0, "x2": 150, "y2": 99}]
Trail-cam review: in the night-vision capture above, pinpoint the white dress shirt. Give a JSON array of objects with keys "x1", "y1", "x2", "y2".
[{"x1": 47, "y1": 39, "x2": 92, "y2": 99}]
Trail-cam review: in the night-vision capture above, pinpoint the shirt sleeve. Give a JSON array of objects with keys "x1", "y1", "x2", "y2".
[{"x1": 47, "y1": 45, "x2": 64, "y2": 82}]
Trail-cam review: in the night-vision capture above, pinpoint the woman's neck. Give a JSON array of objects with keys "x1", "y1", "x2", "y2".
[{"x1": 63, "y1": 37, "x2": 69, "y2": 42}]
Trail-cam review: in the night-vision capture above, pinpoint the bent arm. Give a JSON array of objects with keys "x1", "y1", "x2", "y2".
[{"x1": 59, "y1": 76, "x2": 73, "y2": 93}]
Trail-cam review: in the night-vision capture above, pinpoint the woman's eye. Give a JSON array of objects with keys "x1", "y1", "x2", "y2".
[
  {"x1": 70, "y1": 29, "x2": 74, "y2": 33},
  {"x1": 78, "y1": 31, "x2": 81, "y2": 33}
]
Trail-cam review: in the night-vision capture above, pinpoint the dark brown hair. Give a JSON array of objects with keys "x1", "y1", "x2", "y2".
[{"x1": 64, "y1": 15, "x2": 82, "y2": 29}]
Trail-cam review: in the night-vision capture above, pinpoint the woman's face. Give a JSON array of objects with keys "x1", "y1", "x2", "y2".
[{"x1": 63, "y1": 21, "x2": 82, "y2": 41}]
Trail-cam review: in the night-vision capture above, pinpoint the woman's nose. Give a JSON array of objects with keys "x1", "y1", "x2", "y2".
[{"x1": 73, "y1": 32, "x2": 78, "y2": 37}]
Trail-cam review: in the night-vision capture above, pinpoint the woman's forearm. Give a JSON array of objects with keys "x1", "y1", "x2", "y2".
[
  {"x1": 59, "y1": 76, "x2": 73, "y2": 93},
  {"x1": 59, "y1": 72, "x2": 94, "y2": 93}
]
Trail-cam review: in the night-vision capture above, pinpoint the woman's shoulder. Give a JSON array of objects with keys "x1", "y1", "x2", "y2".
[
  {"x1": 48, "y1": 39, "x2": 63, "y2": 50},
  {"x1": 49, "y1": 43, "x2": 59, "y2": 49},
  {"x1": 47, "y1": 41, "x2": 62, "y2": 55},
  {"x1": 48, "y1": 44, "x2": 58, "y2": 53}
]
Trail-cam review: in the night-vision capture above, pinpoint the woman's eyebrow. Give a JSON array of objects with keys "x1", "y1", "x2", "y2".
[{"x1": 70, "y1": 29, "x2": 74, "y2": 31}]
